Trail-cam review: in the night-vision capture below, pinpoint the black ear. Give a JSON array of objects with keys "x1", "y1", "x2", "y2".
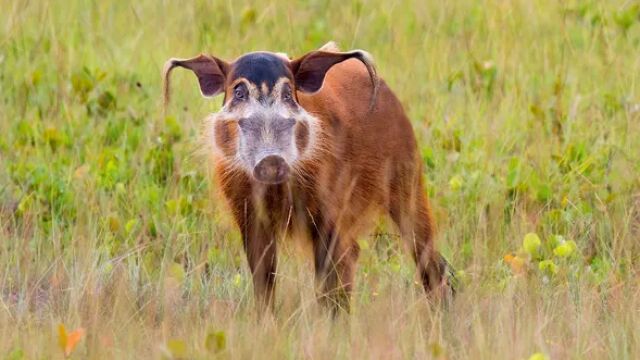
[
  {"x1": 163, "y1": 54, "x2": 229, "y2": 105},
  {"x1": 290, "y1": 49, "x2": 378, "y2": 94}
]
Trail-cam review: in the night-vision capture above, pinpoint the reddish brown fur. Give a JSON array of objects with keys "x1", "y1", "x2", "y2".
[
  {"x1": 165, "y1": 48, "x2": 451, "y2": 313},
  {"x1": 215, "y1": 60, "x2": 448, "y2": 312}
]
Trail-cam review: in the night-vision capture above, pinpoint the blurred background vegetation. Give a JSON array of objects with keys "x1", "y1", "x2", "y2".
[{"x1": 0, "y1": 0, "x2": 639, "y2": 358}]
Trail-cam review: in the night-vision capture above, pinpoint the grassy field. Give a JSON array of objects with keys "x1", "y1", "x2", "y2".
[{"x1": 1, "y1": 0, "x2": 639, "y2": 358}]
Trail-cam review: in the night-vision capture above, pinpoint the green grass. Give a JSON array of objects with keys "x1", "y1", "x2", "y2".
[{"x1": 1, "y1": 0, "x2": 639, "y2": 358}]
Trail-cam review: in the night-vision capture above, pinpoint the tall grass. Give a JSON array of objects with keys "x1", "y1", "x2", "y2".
[{"x1": 0, "y1": 0, "x2": 639, "y2": 358}]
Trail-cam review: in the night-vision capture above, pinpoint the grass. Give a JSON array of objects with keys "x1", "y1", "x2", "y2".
[{"x1": 1, "y1": 0, "x2": 639, "y2": 358}]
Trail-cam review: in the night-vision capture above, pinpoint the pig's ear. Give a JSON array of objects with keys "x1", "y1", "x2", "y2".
[
  {"x1": 289, "y1": 49, "x2": 379, "y2": 109},
  {"x1": 162, "y1": 54, "x2": 229, "y2": 105}
]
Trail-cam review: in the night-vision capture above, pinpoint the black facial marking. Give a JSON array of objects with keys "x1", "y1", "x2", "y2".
[
  {"x1": 281, "y1": 83, "x2": 296, "y2": 107},
  {"x1": 231, "y1": 52, "x2": 292, "y2": 91},
  {"x1": 238, "y1": 117, "x2": 262, "y2": 134},
  {"x1": 258, "y1": 94, "x2": 272, "y2": 106},
  {"x1": 295, "y1": 121, "x2": 310, "y2": 153}
]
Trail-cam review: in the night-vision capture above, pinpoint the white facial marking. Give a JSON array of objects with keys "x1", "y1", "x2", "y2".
[{"x1": 203, "y1": 76, "x2": 321, "y2": 177}]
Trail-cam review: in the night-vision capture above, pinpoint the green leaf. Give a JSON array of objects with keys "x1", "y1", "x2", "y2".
[
  {"x1": 165, "y1": 116, "x2": 182, "y2": 142},
  {"x1": 538, "y1": 260, "x2": 557, "y2": 275},
  {"x1": 357, "y1": 238, "x2": 370, "y2": 251},
  {"x1": 614, "y1": 4, "x2": 640, "y2": 32},
  {"x1": 553, "y1": 240, "x2": 576, "y2": 257},
  {"x1": 165, "y1": 199, "x2": 179, "y2": 215},
  {"x1": 43, "y1": 127, "x2": 65, "y2": 150},
  {"x1": 7, "y1": 347, "x2": 25, "y2": 360},
  {"x1": 421, "y1": 146, "x2": 436, "y2": 169},
  {"x1": 71, "y1": 68, "x2": 96, "y2": 99},
  {"x1": 167, "y1": 339, "x2": 187, "y2": 359},
  {"x1": 528, "y1": 352, "x2": 549, "y2": 360},
  {"x1": 449, "y1": 175, "x2": 463, "y2": 191},
  {"x1": 536, "y1": 183, "x2": 552, "y2": 202},
  {"x1": 241, "y1": 6, "x2": 257, "y2": 26},
  {"x1": 523, "y1": 233, "x2": 541, "y2": 256},
  {"x1": 205, "y1": 331, "x2": 226, "y2": 353},
  {"x1": 97, "y1": 90, "x2": 117, "y2": 112},
  {"x1": 233, "y1": 273, "x2": 243, "y2": 288},
  {"x1": 506, "y1": 160, "x2": 519, "y2": 189},
  {"x1": 429, "y1": 342, "x2": 444, "y2": 357},
  {"x1": 168, "y1": 263, "x2": 186, "y2": 282},
  {"x1": 124, "y1": 218, "x2": 138, "y2": 235},
  {"x1": 548, "y1": 234, "x2": 565, "y2": 248}
]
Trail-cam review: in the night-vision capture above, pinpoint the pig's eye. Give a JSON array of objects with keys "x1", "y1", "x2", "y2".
[
  {"x1": 282, "y1": 89, "x2": 291, "y2": 101},
  {"x1": 282, "y1": 85, "x2": 293, "y2": 102},
  {"x1": 234, "y1": 84, "x2": 248, "y2": 101}
]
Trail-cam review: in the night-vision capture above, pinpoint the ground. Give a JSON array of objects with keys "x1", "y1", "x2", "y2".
[{"x1": 1, "y1": 0, "x2": 639, "y2": 359}]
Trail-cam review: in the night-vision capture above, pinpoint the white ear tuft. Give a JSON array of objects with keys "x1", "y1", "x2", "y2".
[{"x1": 319, "y1": 41, "x2": 340, "y2": 52}]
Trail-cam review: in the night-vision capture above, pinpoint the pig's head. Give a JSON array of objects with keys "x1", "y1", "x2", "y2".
[{"x1": 163, "y1": 49, "x2": 376, "y2": 184}]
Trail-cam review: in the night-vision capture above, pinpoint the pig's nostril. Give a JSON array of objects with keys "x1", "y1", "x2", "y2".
[{"x1": 253, "y1": 155, "x2": 290, "y2": 184}]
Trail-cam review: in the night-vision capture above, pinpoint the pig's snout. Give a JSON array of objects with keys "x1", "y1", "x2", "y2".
[{"x1": 253, "y1": 155, "x2": 290, "y2": 184}]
